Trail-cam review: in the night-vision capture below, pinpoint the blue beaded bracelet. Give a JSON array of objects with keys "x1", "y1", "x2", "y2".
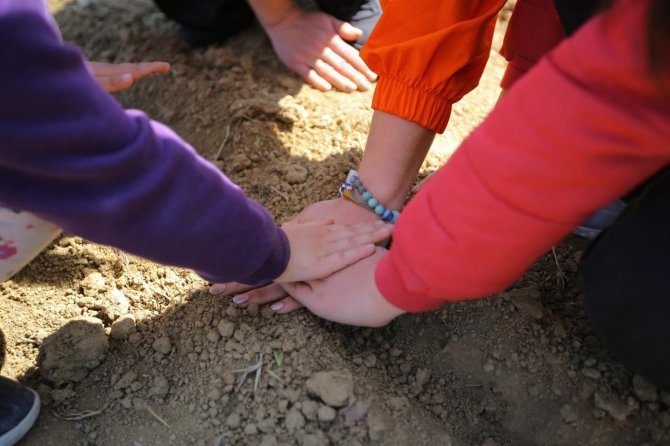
[{"x1": 338, "y1": 170, "x2": 400, "y2": 224}]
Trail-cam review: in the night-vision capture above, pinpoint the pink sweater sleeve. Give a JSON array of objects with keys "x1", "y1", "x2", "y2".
[{"x1": 375, "y1": 0, "x2": 670, "y2": 312}]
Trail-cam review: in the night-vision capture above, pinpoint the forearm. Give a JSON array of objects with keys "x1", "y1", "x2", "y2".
[
  {"x1": 246, "y1": 0, "x2": 297, "y2": 28},
  {"x1": 376, "y1": 0, "x2": 670, "y2": 312},
  {"x1": 357, "y1": 111, "x2": 435, "y2": 210},
  {"x1": 0, "y1": 2, "x2": 289, "y2": 285}
]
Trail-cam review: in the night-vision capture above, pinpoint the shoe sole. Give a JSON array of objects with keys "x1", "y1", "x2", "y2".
[{"x1": 0, "y1": 389, "x2": 40, "y2": 446}]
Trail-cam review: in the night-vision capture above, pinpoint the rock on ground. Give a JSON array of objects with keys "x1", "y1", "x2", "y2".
[
  {"x1": 306, "y1": 370, "x2": 354, "y2": 408},
  {"x1": 38, "y1": 317, "x2": 108, "y2": 385}
]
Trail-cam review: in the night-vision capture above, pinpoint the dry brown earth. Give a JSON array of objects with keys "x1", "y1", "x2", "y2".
[{"x1": 1, "y1": 1, "x2": 668, "y2": 445}]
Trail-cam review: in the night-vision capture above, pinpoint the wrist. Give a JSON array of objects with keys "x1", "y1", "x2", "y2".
[
  {"x1": 248, "y1": 0, "x2": 298, "y2": 29},
  {"x1": 367, "y1": 265, "x2": 406, "y2": 326},
  {"x1": 355, "y1": 170, "x2": 410, "y2": 210},
  {"x1": 335, "y1": 196, "x2": 381, "y2": 222},
  {"x1": 375, "y1": 253, "x2": 445, "y2": 312},
  {"x1": 339, "y1": 170, "x2": 400, "y2": 224},
  {"x1": 357, "y1": 111, "x2": 436, "y2": 208}
]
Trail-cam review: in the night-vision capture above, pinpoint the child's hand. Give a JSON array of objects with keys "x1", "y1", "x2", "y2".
[
  {"x1": 282, "y1": 248, "x2": 406, "y2": 327},
  {"x1": 275, "y1": 219, "x2": 392, "y2": 283},
  {"x1": 86, "y1": 61, "x2": 170, "y2": 93}
]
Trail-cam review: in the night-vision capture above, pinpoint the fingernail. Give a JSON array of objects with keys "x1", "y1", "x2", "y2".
[
  {"x1": 271, "y1": 302, "x2": 284, "y2": 312},
  {"x1": 360, "y1": 80, "x2": 372, "y2": 91},
  {"x1": 120, "y1": 73, "x2": 133, "y2": 83},
  {"x1": 209, "y1": 284, "x2": 226, "y2": 294},
  {"x1": 233, "y1": 294, "x2": 249, "y2": 305}
]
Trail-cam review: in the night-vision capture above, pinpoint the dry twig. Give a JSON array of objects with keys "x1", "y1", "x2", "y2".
[
  {"x1": 147, "y1": 406, "x2": 171, "y2": 430},
  {"x1": 233, "y1": 353, "x2": 264, "y2": 392},
  {"x1": 269, "y1": 186, "x2": 289, "y2": 204},
  {"x1": 551, "y1": 247, "x2": 567, "y2": 289},
  {"x1": 52, "y1": 405, "x2": 106, "y2": 421}
]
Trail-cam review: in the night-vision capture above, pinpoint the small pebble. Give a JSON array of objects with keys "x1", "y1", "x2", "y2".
[
  {"x1": 317, "y1": 405, "x2": 337, "y2": 423},
  {"x1": 226, "y1": 413, "x2": 241, "y2": 428},
  {"x1": 285, "y1": 409, "x2": 305, "y2": 431},
  {"x1": 244, "y1": 424, "x2": 258, "y2": 435},
  {"x1": 152, "y1": 336, "x2": 172, "y2": 355},
  {"x1": 260, "y1": 435, "x2": 277, "y2": 446},
  {"x1": 217, "y1": 320, "x2": 236, "y2": 338},
  {"x1": 301, "y1": 400, "x2": 318, "y2": 420},
  {"x1": 581, "y1": 368, "x2": 602, "y2": 380},
  {"x1": 560, "y1": 404, "x2": 579, "y2": 423},
  {"x1": 633, "y1": 374, "x2": 658, "y2": 403}
]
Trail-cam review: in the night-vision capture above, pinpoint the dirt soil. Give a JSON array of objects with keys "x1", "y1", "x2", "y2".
[{"x1": 2, "y1": 0, "x2": 669, "y2": 445}]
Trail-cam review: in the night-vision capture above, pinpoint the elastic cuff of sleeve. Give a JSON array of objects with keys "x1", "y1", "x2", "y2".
[
  {"x1": 375, "y1": 254, "x2": 445, "y2": 313},
  {"x1": 240, "y1": 226, "x2": 290, "y2": 285},
  {"x1": 371, "y1": 77, "x2": 453, "y2": 134}
]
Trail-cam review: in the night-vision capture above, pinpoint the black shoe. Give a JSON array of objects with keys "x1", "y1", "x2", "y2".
[{"x1": 0, "y1": 377, "x2": 40, "y2": 446}]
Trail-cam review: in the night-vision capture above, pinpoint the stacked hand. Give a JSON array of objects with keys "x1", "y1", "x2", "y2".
[
  {"x1": 87, "y1": 61, "x2": 170, "y2": 93},
  {"x1": 263, "y1": 9, "x2": 377, "y2": 92},
  {"x1": 285, "y1": 248, "x2": 405, "y2": 327},
  {"x1": 212, "y1": 199, "x2": 406, "y2": 327},
  {"x1": 274, "y1": 218, "x2": 392, "y2": 283}
]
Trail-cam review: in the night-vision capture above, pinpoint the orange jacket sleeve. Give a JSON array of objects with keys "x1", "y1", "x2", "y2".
[
  {"x1": 360, "y1": 0, "x2": 508, "y2": 133},
  {"x1": 375, "y1": 0, "x2": 670, "y2": 312}
]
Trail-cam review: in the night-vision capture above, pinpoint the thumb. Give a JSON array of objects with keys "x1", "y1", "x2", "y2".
[{"x1": 334, "y1": 19, "x2": 363, "y2": 42}]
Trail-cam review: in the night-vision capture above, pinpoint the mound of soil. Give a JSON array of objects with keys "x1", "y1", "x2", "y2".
[{"x1": 0, "y1": 0, "x2": 668, "y2": 445}]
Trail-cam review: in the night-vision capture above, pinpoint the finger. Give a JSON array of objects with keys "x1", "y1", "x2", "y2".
[
  {"x1": 317, "y1": 243, "x2": 376, "y2": 277},
  {"x1": 209, "y1": 281, "x2": 266, "y2": 296},
  {"x1": 326, "y1": 221, "x2": 392, "y2": 241},
  {"x1": 293, "y1": 64, "x2": 332, "y2": 92},
  {"x1": 269, "y1": 296, "x2": 304, "y2": 314},
  {"x1": 320, "y1": 47, "x2": 371, "y2": 91},
  {"x1": 130, "y1": 61, "x2": 171, "y2": 79},
  {"x1": 86, "y1": 61, "x2": 117, "y2": 76},
  {"x1": 233, "y1": 283, "x2": 288, "y2": 306},
  {"x1": 281, "y1": 281, "x2": 312, "y2": 299},
  {"x1": 312, "y1": 58, "x2": 357, "y2": 92},
  {"x1": 335, "y1": 20, "x2": 363, "y2": 42},
  {"x1": 327, "y1": 220, "x2": 389, "y2": 234},
  {"x1": 329, "y1": 37, "x2": 377, "y2": 82},
  {"x1": 90, "y1": 61, "x2": 170, "y2": 79},
  {"x1": 98, "y1": 73, "x2": 134, "y2": 93},
  {"x1": 345, "y1": 225, "x2": 393, "y2": 247},
  {"x1": 103, "y1": 61, "x2": 170, "y2": 76},
  {"x1": 282, "y1": 219, "x2": 334, "y2": 228},
  {"x1": 281, "y1": 281, "x2": 321, "y2": 309}
]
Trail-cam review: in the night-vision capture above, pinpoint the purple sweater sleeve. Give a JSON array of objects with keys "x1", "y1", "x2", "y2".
[{"x1": 0, "y1": 0, "x2": 289, "y2": 285}]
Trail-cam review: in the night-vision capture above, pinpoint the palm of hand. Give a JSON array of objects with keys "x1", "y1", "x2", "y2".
[{"x1": 282, "y1": 248, "x2": 405, "y2": 327}]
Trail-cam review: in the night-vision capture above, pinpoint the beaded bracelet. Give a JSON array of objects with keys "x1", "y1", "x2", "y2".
[{"x1": 339, "y1": 170, "x2": 400, "y2": 224}]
